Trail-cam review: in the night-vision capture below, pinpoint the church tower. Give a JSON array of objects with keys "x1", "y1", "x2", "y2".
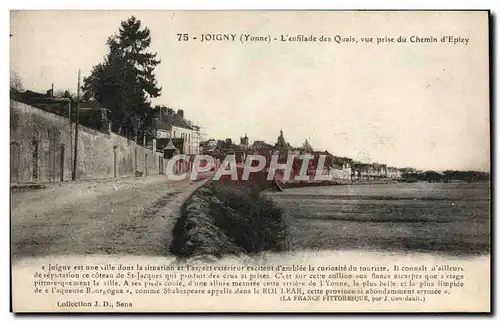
[{"x1": 276, "y1": 129, "x2": 287, "y2": 150}]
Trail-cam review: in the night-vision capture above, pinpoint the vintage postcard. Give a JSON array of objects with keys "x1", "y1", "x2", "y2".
[{"x1": 10, "y1": 10, "x2": 491, "y2": 313}]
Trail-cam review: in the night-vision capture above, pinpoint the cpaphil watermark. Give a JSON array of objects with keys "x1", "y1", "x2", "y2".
[{"x1": 166, "y1": 153, "x2": 339, "y2": 182}]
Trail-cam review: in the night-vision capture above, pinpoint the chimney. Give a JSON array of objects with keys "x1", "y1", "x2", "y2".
[{"x1": 177, "y1": 109, "x2": 184, "y2": 119}]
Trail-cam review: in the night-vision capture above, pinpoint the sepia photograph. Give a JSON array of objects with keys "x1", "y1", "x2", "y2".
[{"x1": 9, "y1": 9, "x2": 491, "y2": 313}]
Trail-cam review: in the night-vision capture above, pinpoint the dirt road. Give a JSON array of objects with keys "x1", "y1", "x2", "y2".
[{"x1": 11, "y1": 175, "x2": 209, "y2": 261}]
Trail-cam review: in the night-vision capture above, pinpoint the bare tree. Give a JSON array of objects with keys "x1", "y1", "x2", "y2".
[{"x1": 10, "y1": 70, "x2": 23, "y2": 92}]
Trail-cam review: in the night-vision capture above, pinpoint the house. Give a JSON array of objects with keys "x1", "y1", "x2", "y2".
[
  {"x1": 151, "y1": 106, "x2": 200, "y2": 155},
  {"x1": 386, "y1": 166, "x2": 402, "y2": 179},
  {"x1": 253, "y1": 140, "x2": 273, "y2": 150},
  {"x1": 370, "y1": 163, "x2": 387, "y2": 178},
  {"x1": 251, "y1": 140, "x2": 275, "y2": 156}
]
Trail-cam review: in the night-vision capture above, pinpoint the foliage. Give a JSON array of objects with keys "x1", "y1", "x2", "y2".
[
  {"x1": 54, "y1": 89, "x2": 76, "y2": 100},
  {"x1": 82, "y1": 16, "x2": 161, "y2": 140}
]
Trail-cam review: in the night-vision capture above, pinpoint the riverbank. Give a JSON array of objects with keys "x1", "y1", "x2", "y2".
[{"x1": 265, "y1": 182, "x2": 490, "y2": 256}]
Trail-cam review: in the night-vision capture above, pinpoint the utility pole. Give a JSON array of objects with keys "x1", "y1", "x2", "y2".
[{"x1": 72, "y1": 70, "x2": 81, "y2": 181}]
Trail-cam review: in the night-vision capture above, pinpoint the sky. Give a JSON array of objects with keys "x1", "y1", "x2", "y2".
[{"x1": 9, "y1": 10, "x2": 490, "y2": 171}]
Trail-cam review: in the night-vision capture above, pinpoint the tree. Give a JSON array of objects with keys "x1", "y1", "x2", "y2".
[
  {"x1": 54, "y1": 89, "x2": 76, "y2": 100},
  {"x1": 82, "y1": 16, "x2": 161, "y2": 141}
]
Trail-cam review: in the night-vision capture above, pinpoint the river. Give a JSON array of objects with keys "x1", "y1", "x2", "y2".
[{"x1": 264, "y1": 182, "x2": 490, "y2": 257}]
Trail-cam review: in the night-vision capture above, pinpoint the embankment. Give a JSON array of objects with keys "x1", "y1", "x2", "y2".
[{"x1": 169, "y1": 179, "x2": 289, "y2": 259}]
